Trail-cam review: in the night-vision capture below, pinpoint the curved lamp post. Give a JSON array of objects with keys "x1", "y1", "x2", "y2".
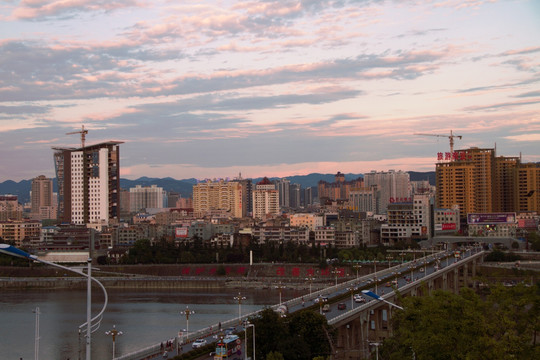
[
  {"x1": 105, "y1": 325, "x2": 123, "y2": 359},
  {"x1": 361, "y1": 290, "x2": 403, "y2": 310},
  {"x1": 0, "y1": 243, "x2": 108, "y2": 360},
  {"x1": 243, "y1": 321, "x2": 255, "y2": 360}
]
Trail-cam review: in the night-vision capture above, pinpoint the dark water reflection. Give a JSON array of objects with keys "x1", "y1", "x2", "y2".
[{"x1": 0, "y1": 287, "x2": 305, "y2": 360}]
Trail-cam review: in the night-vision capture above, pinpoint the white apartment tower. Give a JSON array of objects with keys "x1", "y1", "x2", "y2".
[
  {"x1": 53, "y1": 141, "x2": 123, "y2": 225},
  {"x1": 252, "y1": 177, "x2": 279, "y2": 219},
  {"x1": 364, "y1": 170, "x2": 411, "y2": 214},
  {"x1": 129, "y1": 185, "x2": 166, "y2": 212}
]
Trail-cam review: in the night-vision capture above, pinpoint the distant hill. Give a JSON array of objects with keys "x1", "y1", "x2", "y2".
[{"x1": 1, "y1": 171, "x2": 435, "y2": 204}]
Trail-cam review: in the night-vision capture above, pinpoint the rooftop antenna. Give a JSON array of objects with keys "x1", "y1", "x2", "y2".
[{"x1": 66, "y1": 125, "x2": 89, "y2": 148}]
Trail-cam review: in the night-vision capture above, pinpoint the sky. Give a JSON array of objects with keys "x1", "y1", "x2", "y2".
[{"x1": 1, "y1": 0, "x2": 539, "y2": 182}]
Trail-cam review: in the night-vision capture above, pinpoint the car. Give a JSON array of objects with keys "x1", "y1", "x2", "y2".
[
  {"x1": 322, "y1": 304, "x2": 330, "y2": 312},
  {"x1": 225, "y1": 327, "x2": 236, "y2": 335},
  {"x1": 314, "y1": 295, "x2": 329, "y2": 303},
  {"x1": 337, "y1": 303, "x2": 346, "y2": 310},
  {"x1": 192, "y1": 339, "x2": 207, "y2": 349},
  {"x1": 354, "y1": 296, "x2": 366, "y2": 303}
]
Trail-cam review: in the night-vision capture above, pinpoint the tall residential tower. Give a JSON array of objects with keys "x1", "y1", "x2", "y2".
[{"x1": 53, "y1": 141, "x2": 123, "y2": 225}]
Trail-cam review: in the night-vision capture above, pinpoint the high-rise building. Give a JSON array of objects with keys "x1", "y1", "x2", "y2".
[
  {"x1": 436, "y1": 147, "x2": 539, "y2": 216},
  {"x1": 129, "y1": 185, "x2": 166, "y2": 212},
  {"x1": 252, "y1": 177, "x2": 279, "y2": 219},
  {"x1": 348, "y1": 186, "x2": 377, "y2": 213},
  {"x1": 232, "y1": 174, "x2": 252, "y2": 217},
  {"x1": 192, "y1": 179, "x2": 243, "y2": 218},
  {"x1": 303, "y1": 187, "x2": 313, "y2": 207},
  {"x1": 516, "y1": 163, "x2": 540, "y2": 212},
  {"x1": 380, "y1": 193, "x2": 432, "y2": 244},
  {"x1": 53, "y1": 141, "x2": 123, "y2": 225},
  {"x1": 364, "y1": 170, "x2": 410, "y2": 214},
  {"x1": 30, "y1": 175, "x2": 56, "y2": 220},
  {"x1": 275, "y1": 178, "x2": 291, "y2": 208},
  {"x1": 0, "y1": 195, "x2": 23, "y2": 221},
  {"x1": 317, "y1": 172, "x2": 364, "y2": 201},
  {"x1": 290, "y1": 183, "x2": 301, "y2": 209}
]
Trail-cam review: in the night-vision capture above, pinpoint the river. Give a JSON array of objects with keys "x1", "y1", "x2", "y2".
[{"x1": 0, "y1": 287, "x2": 302, "y2": 360}]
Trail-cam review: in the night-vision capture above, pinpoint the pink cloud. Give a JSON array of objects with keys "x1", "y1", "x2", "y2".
[{"x1": 11, "y1": 0, "x2": 141, "y2": 20}]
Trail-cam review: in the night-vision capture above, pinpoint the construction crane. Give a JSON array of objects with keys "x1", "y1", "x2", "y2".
[
  {"x1": 414, "y1": 130, "x2": 462, "y2": 153},
  {"x1": 66, "y1": 125, "x2": 89, "y2": 148}
]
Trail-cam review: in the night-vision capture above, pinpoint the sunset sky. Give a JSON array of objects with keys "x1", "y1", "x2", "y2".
[{"x1": 1, "y1": 0, "x2": 539, "y2": 182}]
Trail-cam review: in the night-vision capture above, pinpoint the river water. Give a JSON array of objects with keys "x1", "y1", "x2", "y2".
[{"x1": 0, "y1": 287, "x2": 301, "y2": 360}]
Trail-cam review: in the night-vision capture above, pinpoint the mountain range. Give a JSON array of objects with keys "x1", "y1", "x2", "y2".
[{"x1": 0, "y1": 171, "x2": 435, "y2": 204}]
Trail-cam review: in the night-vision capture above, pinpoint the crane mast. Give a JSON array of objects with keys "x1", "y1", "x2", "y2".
[
  {"x1": 66, "y1": 125, "x2": 89, "y2": 148},
  {"x1": 414, "y1": 130, "x2": 462, "y2": 154}
]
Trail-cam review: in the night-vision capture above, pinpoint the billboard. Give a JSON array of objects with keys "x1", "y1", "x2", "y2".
[
  {"x1": 518, "y1": 218, "x2": 537, "y2": 229},
  {"x1": 467, "y1": 213, "x2": 516, "y2": 225},
  {"x1": 435, "y1": 223, "x2": 457, "y2": 231},
  {"x1": 175, "y1": 227, "x2": 188, "y2": 238}
]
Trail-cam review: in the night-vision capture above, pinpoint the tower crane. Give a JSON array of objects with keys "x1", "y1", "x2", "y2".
[
  {"x1": 66, "y1": 125, "x2": 89, "y2": 148},
  {"x1": 414, "y1": 130, "x2": 462, "y2": 153}
]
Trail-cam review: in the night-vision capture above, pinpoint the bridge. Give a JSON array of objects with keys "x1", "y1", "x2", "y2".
[{"x1": 117, "y1": 247, "x2": 484, "y2": 360}]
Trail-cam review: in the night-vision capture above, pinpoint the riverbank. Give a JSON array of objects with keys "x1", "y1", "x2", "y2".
[{"x1": 0, "y1": 263, "x2": 367, "y2": 289}]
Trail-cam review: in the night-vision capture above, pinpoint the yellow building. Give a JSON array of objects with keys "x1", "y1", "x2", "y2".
[
  {"x1": 436, "y1": 147, "x2": 539, "y2": 217},
  {"x1": 0, "y1": 220, "x2": 41, "y2": 247},
  {"x1": 192, "y1": 179, "x2": 243, "y2": 218},
  {"x1": 516, "y1": 163, "x2": 540, "y2": 212},
  {"x1": 289, "y1": 213, "x2": 324, "y2": 231}
]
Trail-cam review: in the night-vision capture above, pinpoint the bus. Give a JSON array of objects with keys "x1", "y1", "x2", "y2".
[{"x1": 214, "y1": 334, "x2": 242, "y2": 359}]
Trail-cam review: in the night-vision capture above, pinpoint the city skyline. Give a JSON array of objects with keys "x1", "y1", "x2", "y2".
[{"x1": 1, "y1": 0, "x2": 539, "y2": 182}]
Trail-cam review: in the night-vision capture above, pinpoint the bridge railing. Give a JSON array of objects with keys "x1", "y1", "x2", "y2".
[{"x1": 328, "y1": 248, "x2": 484, "y2": 326}]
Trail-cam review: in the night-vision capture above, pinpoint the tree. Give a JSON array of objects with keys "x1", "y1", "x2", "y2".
[
  {"x1": 266, "y1": 351, "x2": 284, "y2": 360},
  {"x1": 251, "y1": 308, "x2": 289, "y2": 359},
  {"x1": 381, "y1": 285, "x2": 540, "y2": 360},
  {"x1": 250, "y1": 308, "x2": 333, "y2": 360},
  {"x1": 288, "y1": 310, "x2": 333, "y2": 358}
]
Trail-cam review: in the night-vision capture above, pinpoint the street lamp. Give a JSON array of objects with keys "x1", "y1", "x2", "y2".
[
  {"x1": 331, "y1": 268, "x2": 340, "y2": 286},
  {"x1": 369, "y1": 341, "x2": 381, "y2": 360},
  {"x1": 243, "y1": 321, "x2": 256, "y2": 360},
  {"x1": 0, "y1": 243, "x2": 107, "y2": 360},
  {"x1": 318, "y1": 296, "x2": 327, "y2": 315},
  {"x1": 234, "y1": 292, "x2": 247, "y2": 324},
  {"x1": 305, "y1": 276, "x2": 315, "y2": 295},
  {"x1": 33, "y1": 307, "x2": 40, "y2": 360},
  {"x1": 105, "y1": 325, "x2": 123, "y2": 359},
  {"x1": 180, "y1": 306, "x2": 194, "y2": 341},
  {"x1": 275, "y1": 282, "x2": 285, "y2": 305},
  {"x1": 386, "y1": 255, "x2": 393, "y2": 270},
  {"x1": 361, "y1": 290, "x2": 404, "y2": 310},
  {"x1": 347, "y1": 287, "x2": 356, "y2": 309},
  {"x1": 352, "y1": 264, "x2": 361, "y2": 279}
]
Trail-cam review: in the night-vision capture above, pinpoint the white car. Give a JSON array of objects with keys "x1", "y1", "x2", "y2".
[{"x1": 192, "y1": 339, "x2": 207, "y2": 349}]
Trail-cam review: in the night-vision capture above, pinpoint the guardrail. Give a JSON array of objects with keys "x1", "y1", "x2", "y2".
[{"x1": 328, "y1": 248, "x2": 484, "y2": 325}]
